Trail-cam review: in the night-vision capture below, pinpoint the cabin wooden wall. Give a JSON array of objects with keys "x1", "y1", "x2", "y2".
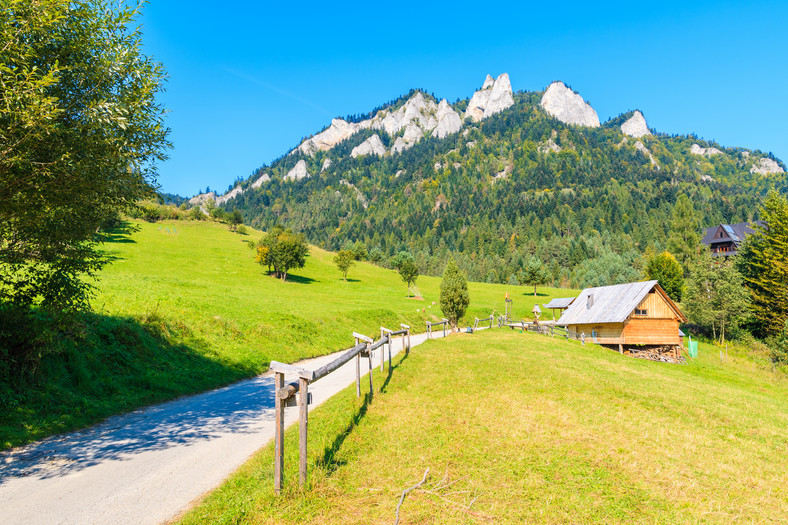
[
  {"x1": 568, "y1": 318, "x2": 681, "y2": 346},
  {"x1": 622, "y1": 318, "x2": 682, "y2": 345},
  {"x1": 569, "y1": 323, "x2": 625, "y2": 344},
  {"x1": 633, "y1": 291, "x2": 677, "y2": 319}
]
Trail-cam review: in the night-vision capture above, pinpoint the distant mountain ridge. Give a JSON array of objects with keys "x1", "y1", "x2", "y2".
[{"x1": 190, "y1": 73, "x2": 786, "y2": 285}]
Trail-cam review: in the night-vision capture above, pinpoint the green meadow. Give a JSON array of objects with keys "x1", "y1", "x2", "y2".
[
  {"x1": 180, "y1": 330, "x2": 788, "y2": 524},
  {"x1": 1, "y1": 220, "x2": 571, "y2": 449}
]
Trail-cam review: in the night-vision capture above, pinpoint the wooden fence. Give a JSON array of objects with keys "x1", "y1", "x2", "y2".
[
  {"x1": 269, "y1": 324, "x2": 412, "y2": 493},
  {"x1": 426, "y1": 318, "x2": 449, "y2": 339},
  {"x1": 473, "y1": 315, "x2": 494, "y2": 332}
]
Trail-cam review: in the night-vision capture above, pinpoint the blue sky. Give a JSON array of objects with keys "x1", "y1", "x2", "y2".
[{"x1": 140, "y1": 1, "x2": 788, "y2": 197}]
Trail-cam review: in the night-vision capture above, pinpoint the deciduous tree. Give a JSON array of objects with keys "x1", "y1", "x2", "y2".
[
  {"x1": 645, "y1": 251, "x2": 684, "y2": 301},
  {"x1": 0, "y1": 0, "x2": 170, "y2": 310},
  {"x1": 333, "y1": 250, "x2": 355, "y2": 281}
]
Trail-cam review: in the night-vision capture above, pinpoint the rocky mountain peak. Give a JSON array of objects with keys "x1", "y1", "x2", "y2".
[
  {"x1": 540, "y1": 81, "x2": 600, "y2": 127},
  {"x1": 464, "y1": 73, "x2": 515, "y2": 122},
  {"x1": 751, "y1": 157, "x2": 784, "y2": 175},
  {"x1": 621, "y1": 111, "x2": 651, "y2": 138}
]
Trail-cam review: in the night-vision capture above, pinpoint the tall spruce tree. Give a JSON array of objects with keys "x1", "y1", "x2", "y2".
[
  {"x1": 737, "y1": 190, "x2": 788, "y2": 336},
  {"x1": 667, "y1": 194, "x2": 701, "y2": 276},
  {"x1": 440, "y1": 258, "x2": 469, "y2": 328}
]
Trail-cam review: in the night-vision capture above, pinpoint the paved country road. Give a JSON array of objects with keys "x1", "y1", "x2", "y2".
[{"x1": 0, "y1": 328, "x2": 455, "y2": 524}]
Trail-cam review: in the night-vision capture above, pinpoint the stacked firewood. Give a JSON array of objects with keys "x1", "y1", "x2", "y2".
[{"x1": 624, "y1": 345, "x2": 686, "y2": 364}]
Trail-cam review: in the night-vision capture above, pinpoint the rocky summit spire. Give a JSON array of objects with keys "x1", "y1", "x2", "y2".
[
  {"x1": 540, "y1": 81, "x2": 600, "y2": 127},
  {"x1": 621, "y1": 111, "x2": 651, "y2": 138},
  {"x1": 464, "y1": 73, "x2": 515, "y2": 122}
]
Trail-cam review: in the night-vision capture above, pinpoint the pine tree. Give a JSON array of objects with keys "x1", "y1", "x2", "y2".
[
  {"x1": 667, "y1": 194, "x2": 701, "y2": 276},
  {"x1": 521, "y1": 256, "x2": 548, "y2": 297},
  {"x1": 440, "y1": 259, "x2": 470, "y2": 328},
  {"x1": 737, "y1": 190, "x2": 788, "y2": 336}
]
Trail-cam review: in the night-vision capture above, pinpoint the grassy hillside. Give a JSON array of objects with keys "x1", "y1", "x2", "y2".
[
  {"x1": 1, "y1": 220, "x2": 572, "y2": 449},
  {"x1": 180, "y1": 330, "x2": 788, "y2": 524}
]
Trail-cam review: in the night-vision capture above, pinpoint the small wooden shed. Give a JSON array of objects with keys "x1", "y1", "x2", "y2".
[
  {"x1": 557, "y1": 280, "x2": 687, "y2": 351},
  {"x1": 543, "y1": 297, "x2": 576, "y2": 321}
]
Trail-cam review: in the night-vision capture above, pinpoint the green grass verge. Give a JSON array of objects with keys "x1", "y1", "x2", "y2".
[
  {"x1": 1, "y1": 220, "x2": 573, "y2": 449},
  {"x1": 179, "y1": 330, "x2": 788, "y2": 524}
]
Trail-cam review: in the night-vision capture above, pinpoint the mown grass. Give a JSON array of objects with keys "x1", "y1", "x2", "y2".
[
  {"x1": 179, "y1": 330, "x2": 788, "y2": 524},
  {"x1": 1, "y1": 220, "x2": 573, "y2": 449}
]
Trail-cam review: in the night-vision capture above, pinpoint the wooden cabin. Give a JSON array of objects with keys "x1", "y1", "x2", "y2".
[{"x1": 557, "y1": 280, "x2": 687, "y2": 351}]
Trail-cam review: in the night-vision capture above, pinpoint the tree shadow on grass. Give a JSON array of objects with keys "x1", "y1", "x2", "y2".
[
  {"x1": 96, "y1": 221, "x2": 139, "y2": 244},
  {"x1": 0, "y1": 310, "x2": 264, "y2": 484},
  {"x1": 285, "y1": 274, "x2": 317, "y2": 285},
  {"x1": 316, "y1": 351, "x2": 409, "y2": 475}
]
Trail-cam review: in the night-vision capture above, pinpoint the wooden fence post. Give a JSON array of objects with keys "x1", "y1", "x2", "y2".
[
  {"x1": 298, "y1": 377, "x2": 309, "y2": 487},
  {"x1": 401, "y1": 323, "x2": 410, "y2": 355},
  {"x1": 354, "y1": 336, "x2": 360, "y2": 398},
  {"x1": 274, "y1": 371, "x2": 285, "y2": 494},
  {"x1": 379, "y1": 328, "x2": 384, "y2": 371},
  {"x1": 367, "y1": 342, "x2": 373, "y2": 400},
  {"x1": 442, "y1": 318, "x2": 447, "y2": 338}
]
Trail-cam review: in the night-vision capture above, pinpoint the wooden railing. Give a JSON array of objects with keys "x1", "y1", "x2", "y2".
[
  {"x1": 473, "y1": 315, "x2": 494, "y2": 332},
  {"x1": 426, "y1": 318, "x2": 449, "y2": 339},
  {"x1": 269, "y1": 325, "x2": 412, "y2": 493}
]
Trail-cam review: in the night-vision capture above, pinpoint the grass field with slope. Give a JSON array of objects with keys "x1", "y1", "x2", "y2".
[
  {"x1": 180, "y1": 330, "x2": 788, "y2": 524},
  {"x1": 2, "y1": 220, "x2": 572, "y2": 449}
]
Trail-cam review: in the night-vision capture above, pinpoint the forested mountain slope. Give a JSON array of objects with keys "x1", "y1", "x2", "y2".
[{"x1": 203, "y1": 76, "x2": 786, "y2": 285}]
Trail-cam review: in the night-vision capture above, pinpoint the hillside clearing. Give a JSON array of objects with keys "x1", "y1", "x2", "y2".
[
  {"x1": 1, "y1": 220, "x2": 572, "y2": 449},
  {"x1": 180, "y1": 330, "x2": 788, "y2": 524}
]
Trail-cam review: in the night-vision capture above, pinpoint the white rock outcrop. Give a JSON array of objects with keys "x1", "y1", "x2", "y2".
[
  {"x1": 320, "y1": 158, "x2": 332, "y2": 172},
  {"x1": 538, "y1": 138, "x2": 561, "y2": 154},
  {"x1": 540, "y1": 81, "x2": 600, "y2": 127},
  {"x1": 296, "y1": 118, "x2": 371, "y2": 156},
  {"x1": 284, "y1": 159, "x2": 310, "y2": 181},
  {"x1": 464, "y1": 73, "x2": 515, "y2": 122},
  {"x1": 635, "y1": 141, "x2": 659, "y2": 169},
  {"x1": 432, "y1": 100, "x2": 462, "y2": 138},
  {"x1": 351, "y1": 134, "x2": 386, "y2": 158},
  {"x1": 751, "y1": 157, "x2": 784, "y2": 174},
  {"x1": 621, "y1": 111, "x2": 651, "y2": 138},
  {"x1": 690, "y1": 144, "x2": 722, "y2": 156},
  {"x1": 251, "y1": 173, "x2": 270, "y2": 189},
  {"x1": 189, "y1": 192, "x2": 216, "y2": 206},
  {"x1": 215, "y1": 186, "x2": 244, "y2": 206},
  {"x1": 339, "y1": 179, "x2": 368, "y2": 208}
]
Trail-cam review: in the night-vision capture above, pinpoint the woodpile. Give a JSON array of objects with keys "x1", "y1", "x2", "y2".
[{"x1": 623, "y1": 345, "x2": 685, "y2": 364}]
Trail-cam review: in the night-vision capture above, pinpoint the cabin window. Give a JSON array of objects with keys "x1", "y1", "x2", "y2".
[{"x1": 634, "y1": 308, "x2": 647, "y2": 316}]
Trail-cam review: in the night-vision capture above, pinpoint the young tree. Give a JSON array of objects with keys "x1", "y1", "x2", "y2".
[
  {"x1": 645, "y1": 251, "x2": 684, "y2": 301},
  {"x1": 667, "y1": 194, "x2": 701, "y2": 276},
  {"x1": 228, "y1": 209, "x2": 244, "y2": 231},
  {"x1": 391, "y1": 251, "x2": 419, "y2": 296},
  {"x1": 333, "y1": 250, "x2": 355, "y2": 281},
  {"x1": 440, "y1": 259, "x2": 470, "y2": 328},
  {"x1": 0, "y1": 1, "x2": 169, "y2": 310},
  {"x1": 685, "y1": 250, "x2": 750, "y2": 344},
  {"x1": 737, "y1": 190, "x2": 788, "y2": 337},
  {"x1": 521, "y1": 256, "x2": 549, "y2": 297}
]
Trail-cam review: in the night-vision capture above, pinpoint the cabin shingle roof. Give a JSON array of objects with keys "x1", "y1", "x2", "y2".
[{"x1": 557, "y1": 280, "x2": 660, "y2": 326}]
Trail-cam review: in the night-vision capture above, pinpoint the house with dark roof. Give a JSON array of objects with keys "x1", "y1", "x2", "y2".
[
  {"x1": 557, "y1": 280, "x2": 687, "y2": 355},
  {"x1": 701, "y1": 221, "x2": 763, "y2": 257}
]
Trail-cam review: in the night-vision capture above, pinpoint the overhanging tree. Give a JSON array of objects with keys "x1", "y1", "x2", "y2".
[{"x1": 0, "y1": 0, "x2": 170, "y2": 310}]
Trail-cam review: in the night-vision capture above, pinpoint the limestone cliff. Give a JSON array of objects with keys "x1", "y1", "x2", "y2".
[{"x1": 540, "y1": 81, "x2": 600, "y2": 127}]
